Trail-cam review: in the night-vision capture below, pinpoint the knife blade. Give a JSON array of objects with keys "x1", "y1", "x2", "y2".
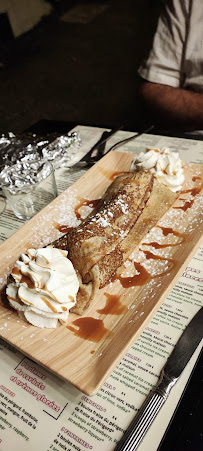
[
  {"x1": 78, "y1": 124, "x2": 124, "y2": 164},
  {"x1": 105, "y1": 124, "x2": 155, "y2": 154},
  {"x1": 115, "y1": 307, "x2": 203, "y2": 451},
  {"x1": 73, "y1": 124, "x2": 155, "y2": 168}
]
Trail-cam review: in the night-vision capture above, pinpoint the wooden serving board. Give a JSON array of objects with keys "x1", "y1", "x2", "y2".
[{"x1": 0, "y1": 151, "x2": 202, "y2": 395}]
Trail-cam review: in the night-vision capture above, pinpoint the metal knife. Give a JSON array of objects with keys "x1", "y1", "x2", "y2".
[
  {"x1": 78, "y1": 124, "x2": 124, "y2": 164},
  {"x1": 115, "y1": 307, "x2": 203, "y2": 451},
  {"x1": 105, "y1": 124, "x2": 154, "y2": 153},
  {"x1": 74, "y1": 124, "x2": 155, "y2": 168}
]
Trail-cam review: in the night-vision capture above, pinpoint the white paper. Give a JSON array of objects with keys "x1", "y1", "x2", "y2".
[{"x1": 0, "y1": 127, "x2": 202, "y2": 451}]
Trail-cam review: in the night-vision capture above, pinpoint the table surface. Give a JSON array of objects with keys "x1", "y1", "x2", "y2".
[{"x1": 0, "y1": 121, "x2": 202, "y2": 451}]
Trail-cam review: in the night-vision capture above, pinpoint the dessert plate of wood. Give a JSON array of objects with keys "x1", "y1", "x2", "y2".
[{"x1": 0, "y1": 151, "x2": 202, "y2": 395}]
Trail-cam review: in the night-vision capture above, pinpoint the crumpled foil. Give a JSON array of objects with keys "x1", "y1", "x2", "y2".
[
  {"x1": 0, "y1": 160, "x2": 54, "y2": 194},
  {"x1": 0, "y1": 131, "x2": 81, "y2": 174}
]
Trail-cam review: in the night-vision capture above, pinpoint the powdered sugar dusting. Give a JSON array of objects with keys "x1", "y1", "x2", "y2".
[{"x1": 28, "y1": 189, "x2": 81, "y2": 248}]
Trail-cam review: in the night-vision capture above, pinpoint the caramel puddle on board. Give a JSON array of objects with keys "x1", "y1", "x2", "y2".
[
  {"x1": 98, "y1": 167, "x2": 128, "y2": 181},
  {"x1": 113, "y1": 262, "x2": 151, "y2": 288},
  {"x1": 97, "y1": 293, "x2": 127, "y2": 315},
  {"x1": 67, "y1": 317, "x2": 110, "y2": 343},
  {"x1": 113, "y1": 255, "x2": 176, "y2": 288}
]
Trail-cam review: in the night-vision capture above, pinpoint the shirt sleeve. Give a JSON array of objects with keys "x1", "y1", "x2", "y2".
[{"x1": 138, "y1": 0, "x2": 190, "y2": 88}]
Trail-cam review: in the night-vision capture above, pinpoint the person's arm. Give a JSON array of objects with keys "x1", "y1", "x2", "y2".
[{"x1": 139, "y1": 81, "x2": 203, "y2": 131}]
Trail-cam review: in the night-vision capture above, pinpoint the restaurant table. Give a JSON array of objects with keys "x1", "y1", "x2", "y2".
[{"x1": 0, "y1": 123, "x2": 202, "y2": 451}]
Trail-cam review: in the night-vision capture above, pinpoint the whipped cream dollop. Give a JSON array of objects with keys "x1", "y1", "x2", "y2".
[
  {"x1": 130, "y1": 147, "x2": 184, "y2": 192},
  {"x1": 6, "y1": 247, "x2": 79, "y2": 329}
]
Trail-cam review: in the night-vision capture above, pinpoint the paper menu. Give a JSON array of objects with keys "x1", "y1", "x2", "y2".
[
  {"x1": 0, "y1": 246, "x2": 202, "y2": 451},
  {"x1": 0, "y1": 127, "x2": 202, "y2": 450}
]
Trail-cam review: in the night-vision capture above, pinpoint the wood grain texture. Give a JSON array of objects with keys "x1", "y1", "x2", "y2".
[{"x1": 0, "y1": 151, "x2": 202, "y2": 395}]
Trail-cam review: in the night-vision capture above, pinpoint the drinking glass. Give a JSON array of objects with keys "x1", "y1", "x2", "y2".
[{"x1": 0, "y1": 160, "x2": 58, "y2": 220}]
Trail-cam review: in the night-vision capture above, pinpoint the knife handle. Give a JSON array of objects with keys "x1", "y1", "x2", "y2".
[{"x1": 115, "y1": 371, "x2": 177, "y2": 451}]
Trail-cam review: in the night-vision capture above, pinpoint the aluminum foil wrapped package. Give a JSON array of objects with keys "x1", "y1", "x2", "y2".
[
  {"x1": 42, "y1": 133, "x2": 81, "y2": 168},
  {"x1": 0, "y1": 159, "x2": 53, "y2": 194},
  {"x1": 0, "y1": 131, "x2": 81, "y2": 174}
]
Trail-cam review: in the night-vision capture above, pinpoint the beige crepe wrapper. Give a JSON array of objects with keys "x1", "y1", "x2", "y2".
[{"x1": 53, "y1": 171, "x2": 177, "y2": 314}]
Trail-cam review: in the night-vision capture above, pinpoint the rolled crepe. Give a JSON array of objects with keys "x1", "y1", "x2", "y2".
[{"x1": 53, "y1": 171, "x2": 177, "y2": 314}]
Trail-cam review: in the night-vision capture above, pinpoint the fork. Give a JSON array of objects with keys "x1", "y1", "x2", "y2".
[
  {"x1": 70, "y1": 124, "x2": 124, "y2": 169},
  {"x1": 70, "y1": 124, "x2": 154, "y2": 169}
]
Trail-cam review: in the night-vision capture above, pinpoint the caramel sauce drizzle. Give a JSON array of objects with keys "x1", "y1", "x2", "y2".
[
  {"x1": 67, "y1": 317, "x2": 110, "y2": 343},
  {"x1": 109, "y1": 171, "x2": 128, "y2": 181},
  {"x1": 174, "y1": 177, "x2": 202, "y2": 212},
  {"x1": 59, "y1": 249, "x2": 68, "y2": 257},
  {"x1": 41, "y1": 297, "x2": 57, "y2": 313},
  {"x1": 55, "y1": 197, "x2": 100, "y2": 231},
  {"x1": 7, "y1": 295, "x2": 24, "y2": 306},
  {"x1": 142, "y1": 224, "x2": 186, "y2": 250},
  {"x1": 142, "y1": 250, "x2": 175, "y2": 271},
  {"x1": 20, "y1": 275, "x2": 35, "y2": 289},
  {"x1": 181, "y1": 186, "x2": 202, "y2": 196},
  {"x1": 97, "y1": 293, "x2": 127, "y2": 315},
  {"x1": 147, "y1": 148, "x2": 160, "y2": 153},
  {"x1": 114, "y1": 260, "x2": 174, "y2": 288},
  {"x1": 69, "y1": 295, "x2": 75, "y2": 303},
  {"x1": 156, "y1": 225, "x2": 183, "y2": 238},
  {"x1": 12, "y1": 267, "x2": 21, "y2": 276},
  {"x1": 114, "y1": 262, "x2": 151, "y2": 288},
  {"x1": 74, "y1": 197, "x2": 100, "y2": 220},
  {"x1": 56, "y1": 224, "x2": 74, "y2": 234},
  {"x1": 192, "y1": 176, "x2": 202, "y2": 182},
  {"x1": 19, "y1": 296, "x2": 33, "y2": 306},
  {"x1": 142, "y1": 241, "x2": 178, "y2": 249},
  {"x1": 174, "y1": 198, "x2": 195, "y2": 212},
  {"x1": 98, "y1": 167, "x2": 130, "y2": 181},
  {"x1": 12, "y1": 266, "x2": 36, "y2": 289},
  {"x1": 142, "y1": 250, "x2": 172, "y2": 262},
  {"x1": 113, "y1": 221, "x2": 187, "y2": 289}
]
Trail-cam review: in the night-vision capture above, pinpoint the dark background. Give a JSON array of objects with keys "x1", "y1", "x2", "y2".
[
  {"x1": 0, "y1": 1, "x2": 202, "y2": 450},
  {"x1": 0, "y1": 0, "x2": 161, "y2": 134}
]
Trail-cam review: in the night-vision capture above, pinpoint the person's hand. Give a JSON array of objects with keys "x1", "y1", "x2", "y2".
[{"x1": 138, "y1": 80, "x2": 203, "y2": 131}]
